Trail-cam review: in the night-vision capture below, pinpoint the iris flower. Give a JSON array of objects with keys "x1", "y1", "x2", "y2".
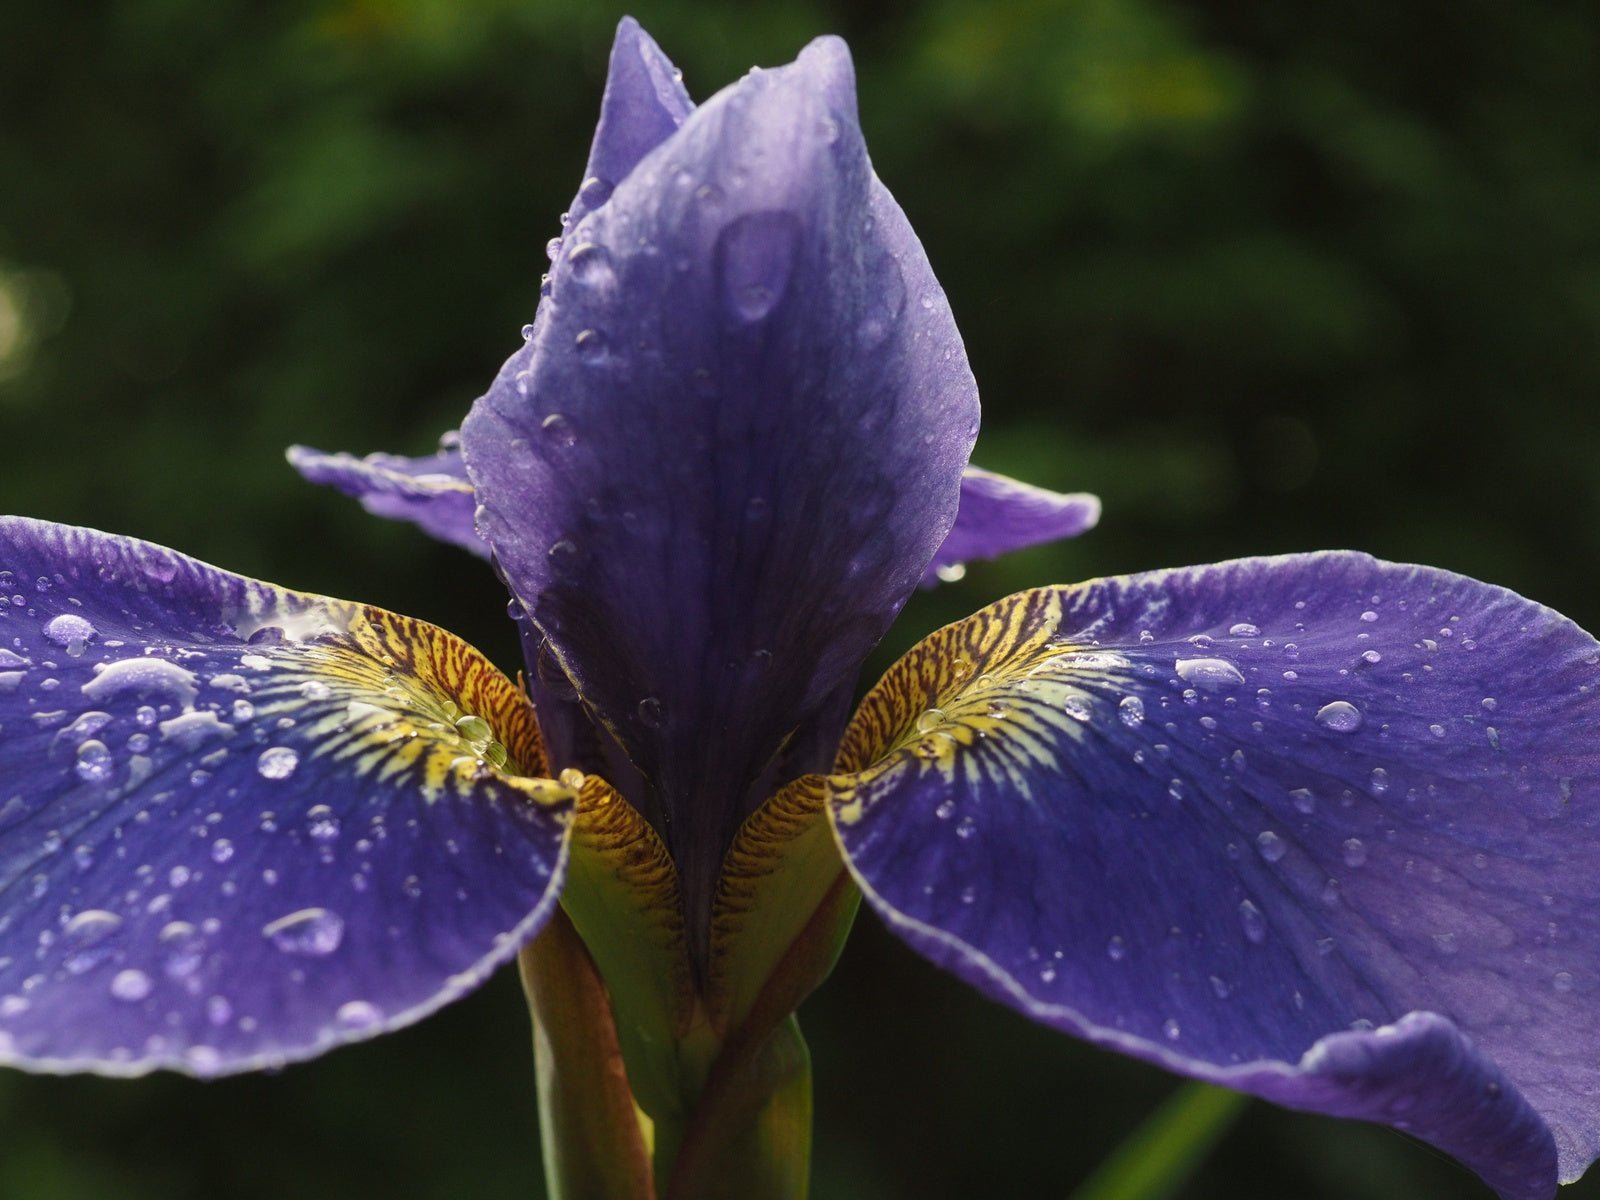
[{"x1": 3, "y1": 19, "x2": 1598, "y2": 1200}]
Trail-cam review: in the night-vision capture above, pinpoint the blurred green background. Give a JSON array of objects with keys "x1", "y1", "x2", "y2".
[{"x1": 2, "y1": 0, "x2": 1598, "y2": 1196}]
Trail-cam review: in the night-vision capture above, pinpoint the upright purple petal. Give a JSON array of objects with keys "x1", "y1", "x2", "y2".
[
  {"x1": 565, "y1": 17, "x2": 695, "y2": 230},
  {"x1": 922, "y1": 466, "x2": 1101, "y2": 586},
  {"x1": 283, "y1": 20, "x2": 694, "y2": 553},
  {"x1": 287, "y1": 441, "x2": 486, "y2": 557},
  {"x1": 464, "y1": 38, "x2": 978, "y2": 922},
  {"x1": 827, "y1": 553, "x2": 1600, "y2": 1198},
  {"x1": 0, "y1": 518, "x2": 571, "y2": 1075}
]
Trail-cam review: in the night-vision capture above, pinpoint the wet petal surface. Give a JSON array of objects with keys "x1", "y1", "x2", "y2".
[
  {"x1": 922, "y1": 466, "x2": 1101, "y2": 586},
  {"x1": 0, "y1": 518, "x2": 571, "y2": 1075},
  {"x1": 829, "y1": 553, "x2": 1600, "y2": 1197},
  {"x1": 287, "y1": 441, "x2": 484, "y2": 557},
  {"x1": 464, "y1": 38, "x2": 977, "y2": 918}
]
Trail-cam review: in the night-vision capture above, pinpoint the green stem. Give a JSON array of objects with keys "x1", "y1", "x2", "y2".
[
  {"x1": 519, "y1": 909, "x2": 655, "y2": 1200},
  {"x1": 1067, "y1": 1083, "x2": 1249, "y2": 1200}
]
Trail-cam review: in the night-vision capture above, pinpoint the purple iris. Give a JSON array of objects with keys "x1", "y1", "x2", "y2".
[{"x1": 2, "y1": 19, "x2": 1598, "y2": 1200}]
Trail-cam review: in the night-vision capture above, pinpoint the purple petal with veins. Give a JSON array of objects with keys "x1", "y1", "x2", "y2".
[
  {"x1": 0, "y1": 518, "x2": 570, "y2": 1076},
  {"x1": 830, "y1": 552, "x2": 1600, "y2": 1199},
  {"x1": 922, "y1": 466, "x2": 1100, "y2": 586}
]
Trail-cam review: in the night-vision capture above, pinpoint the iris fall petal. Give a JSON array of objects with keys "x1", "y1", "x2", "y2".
[
  {"x1": 0, "y1": 518, "x2": 571, "y2": 1075},
  {"x1": 827, "y1": 551, "x2": 1600, "y2": 1199}
]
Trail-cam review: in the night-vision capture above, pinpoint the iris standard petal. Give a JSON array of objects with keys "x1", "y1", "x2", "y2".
[
  {"x1": 566, "y1": 17, "x2": 695, "y2": 230},
  {"x1": 0, "y1": 518, "x2": 571, "y2": 1075},
  {"x1": 283, "y1": 21, "x2": 693, "y2": 554},
  {"x1": 826, "y1": 553, "x2": 1600, "y2": 1199},
  {"x1": 464, "y1": 37, "x2": 978, "y2": 921},
  {"x1": 922, "y1": 465, "x2": 1101, "y2": 586},
  {"x1": 287, "y1": 441, "x2": 485, "y2": 557}
]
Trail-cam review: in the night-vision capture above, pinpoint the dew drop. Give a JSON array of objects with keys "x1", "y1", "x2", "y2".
[
  {"x1": 1238, "y1": 899, "x2": 1267, "y2": 944},
  {"x1": 1342, "y1": 838, "x2": 1368, "y2": 868},
  {"x1": 307, "y1": 805, "x2": 340, "y2": 842},
  {"x1": 540, "y1": 412, "x2": 577, "y2": 448},
  {"x1": 257, "y1": 747, "x2": 299, "y2": 780},
  {"x1": 43, "y1": 613, "x2": 96, "y2": 656},
  {"x1": 1368, "y1": 767, "x2": 1390, "y2": 795},
  {"x1": 74, "y1": 739, "x2": 114, "y2": 784},
  {"x1": 61, "y1": 909, "x2": 122, "y2": 974},
  {"x1": 915, "y1": 707, "x2": 946, "y2": 735},
  {"x1": 1106, "y1": 935, "x2": 1127, "y2": 961},
  {"x1": 1117, "y1": 695, "x2": 1145, "y2": 728},
  {"x1": 1228, "y1": 623, "x2": 1260, "y2": 637},
  {"x1": 83, "y1": 658, "x2": 198, "y2": 708},
  {"x1": 637, "y1": 697, "x2": 664, "y2": 729},
  {"x1": 110, "y1": 968, "x2": 152, "y2": 1002},
  {"x1": 210, "y1": 838, "x2": 234, "y2": 864},
  {"x1": 717, "y1": 210, "x2": 800, "y2": 323},
  {"x1": 263, "y1": 908, "x2": 345, "y2": 956},
  {"x1": 1162, "y1": 1018, "x2": 1181, "y2": 1040},
  {"x1": 1554, "y1": 971, "x2": 1576, "y2": 993},
  {"x1": 1290, "y1": 788, "x2": 1316, "y2": 814},
  {"x1": 1314, "y1": 701, "x2": 1364, "y2": 733},
  {"x1": 1174, "y1": 657, "x2": 1244, "y2": 688},
  {"x1": 574, "y1": 328, "x2": 608, "y2": 363},
  {"x1": 337, "y1": 999, "x2": 384, "y2": 1030},
  {"x1": 1256, "y1": 831, "x2": 1286, "y2": 862}
]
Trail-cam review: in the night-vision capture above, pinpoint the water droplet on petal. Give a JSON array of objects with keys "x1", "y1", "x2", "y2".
[
  {"x1": 541, "y1": 413, "x2": 577, "y2": 448},
  {"x1": 637, "y1": 697, "x2": 664, "y2": 729},
  {"x1": 43, "y1": 613, "x2": 96, "y2": 656},
  {"x1": 61, "y1": 910, "x2": 123, "y2": 974},
  {"x1": 110, "y1": 968, "x2": 152, "y2": 1002},
  {"x1": 717, "y1": 210, "x2": 799, "y2": 323},
  {"x1": 74, "y1": 739, "x2": 114, "y2": 784},
  {"x1": 307, "y1": 805, "x2": 340, "y2": 842},
  {"x1": 1256, "y1": 831, "x2": 1286, "y2": 862},
  {"x1": 263, "y1": 908, "x2": 344, "y2": 956},
  {"x1": 1342, "y1": 838, "x2": 1368, "y2": 868},
  {"x1": 1238, "y1": 899, "x2": 1267, "y2": 944},
  {"x1": 1174, "y1": 657, "x2": 1244, "y2": 688},
  {"x1": 337, "y1": 999, "x2": 384, "y2": 1030},
  {"x1": 1228, "y1": 623, "x2": 1260, "y2": 637},
  {"x1": 257, "y1": 747, "x2": 299, "y2": 780},
  {"x1": 1106, "y1": 935, "x2": 1127, "y2": 961},
  {"x1": 574, "y1": 328, "x2": 609, "y2": 363},
  {"x1": 1314, "y1": 701, "x2": 1364, "y2": 733},
  {"x1": 1117, "y1": 695, "x2": 1145, "y2": 727}
]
